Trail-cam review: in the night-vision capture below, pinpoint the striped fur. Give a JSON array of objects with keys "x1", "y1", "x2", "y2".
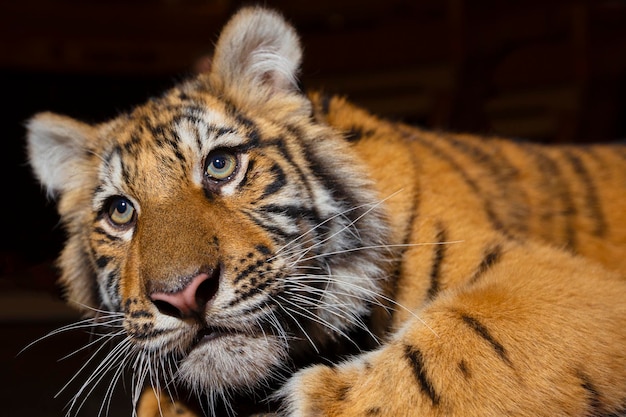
[{"x1": 26, "y1": 7, "x2": 626, "y2": 417}]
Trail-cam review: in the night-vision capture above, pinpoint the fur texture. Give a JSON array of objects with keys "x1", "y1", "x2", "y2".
[{"x1": 26, "y1": 7, "x2": 626, "y2": 417}]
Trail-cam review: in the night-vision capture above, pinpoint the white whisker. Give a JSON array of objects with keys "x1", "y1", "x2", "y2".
[
  {"x1": 286, "y1": 274, "x2": 439, "y2": 337},
  {"x1": 275, "y1": 294, "x2": 361, "y2": 349},
  {"x1": 270, "y1": 295, "x2": 319, "y2": 353},
  {"x1": 278, "y1": 190, "x2": 402, "y2": 264},
  {"x1": 295, "y1": 241, "x2": 464, "y2": 264}
]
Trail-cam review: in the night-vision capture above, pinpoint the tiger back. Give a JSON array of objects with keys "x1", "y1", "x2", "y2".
[{"x1": 25, "y1": 7, "x2": 626, "y2": 417}]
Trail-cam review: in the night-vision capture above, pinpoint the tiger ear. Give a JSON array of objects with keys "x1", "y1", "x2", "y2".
[
  {"x1": 26, "y1": 112, "x2": 95, "y2": 198},
  {"x1": 209, "y1": 7, "x2": 302, "y2": 98}
]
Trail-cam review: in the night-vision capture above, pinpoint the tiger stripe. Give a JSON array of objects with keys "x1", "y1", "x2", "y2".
[
  {"x1": 467, "y1": 243, "x2": 503, "y2": 285},
  {"x1": 521, "y1": 145, "x2": 578, "y2": 251},
  {"x1": 409, "y1": 132, "x2": 509, "y2": 236},
  {"x1": 262, "y1": 135, "x2": 318, "y2": 202},
  {"x1": 459, "y1": 312, "x2": 512, "y2": 367},
  {"x1": 403, "y1": 344, "x2": 440, "y2": 406},
  {"x1": 261, "y1": 163, "x2": 288, "y2": 198},
  {"x1": 444, "y1": 134, "x2": 528, "y2": 234},
  {"x1": 577, "y1": 370, "x2": 602, "y2": 414},
  {"x1": 425, "y1": 224, "x2": 447, "y2": 301},
  {"x1": 563, "y1": 150, "x2": 607, "y2": 237}
]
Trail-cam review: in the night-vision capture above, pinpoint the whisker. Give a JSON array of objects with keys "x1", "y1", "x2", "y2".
[
  {"x1": 285, "y1": 291, "x2": 381, "y2": 345},
  {"x1": 64, "y1": 337, "x2": 132, "y2": 416},
  {"x1": 271, "y1": 201, "x2": 378, "y2": 258},
  {"x1": 17, "y1": 315, "x2": 123, "y2": 356},
  {"x1": 56, "y1": 334, "x2": 123, "y2": 400},
  {"x1": 270, "y1": 295, "x2": 319, "y2": 353},
  {"x1": 286, "y1": 274, "x2": 439, "y2": 337},
  {"x1": 294, "y1": 241, "x2": 464, "y2": 264},
  {"x1": 280, "y1": 190, "x2": 402, "y2": 264},
  {"x1": 57, "y1": 330, "x2": 125, "y2": 362},
  {"x1": 275, "y1": 294, "x2": 361, "y2": 350},
  {"x1": 97, "y1": 349, "x2": 129, "y2": 417}
]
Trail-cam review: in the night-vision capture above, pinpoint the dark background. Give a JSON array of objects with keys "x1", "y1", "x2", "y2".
[{"x1": 1, "y1": 0, "x2": 626, "y2": 416}]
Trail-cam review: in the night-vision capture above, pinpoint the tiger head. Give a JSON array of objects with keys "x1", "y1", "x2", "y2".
[{"x1": 26, "y1": 7, "x2": 391, "y2": 409}]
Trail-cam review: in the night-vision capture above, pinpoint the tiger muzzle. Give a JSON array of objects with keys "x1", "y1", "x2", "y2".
[{"x1": 149, "y1": 266, "x2": 221, "y2": 319}]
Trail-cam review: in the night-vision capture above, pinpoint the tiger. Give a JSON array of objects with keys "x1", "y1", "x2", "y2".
[{"x1": 25, "y1": 6, "x2": 626, "y2": 417}]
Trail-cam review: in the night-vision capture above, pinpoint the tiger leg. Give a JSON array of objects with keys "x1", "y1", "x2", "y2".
[{"x1": 278, "y1": 244, "x2": 626, "y2": 416}]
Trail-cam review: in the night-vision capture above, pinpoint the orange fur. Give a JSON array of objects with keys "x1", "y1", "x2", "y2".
[{"x1": 26, "y1": 7, "x2": 626, "y2": 417}]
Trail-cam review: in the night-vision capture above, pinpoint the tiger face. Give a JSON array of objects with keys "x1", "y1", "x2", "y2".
[{"x1": 26, "y1": 7, "x2": 390, "y2": 409}]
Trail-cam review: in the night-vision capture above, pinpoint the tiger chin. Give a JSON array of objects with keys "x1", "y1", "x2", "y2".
[{"x1": 25, "y1": 6, "x2": 626, "y2": 417}]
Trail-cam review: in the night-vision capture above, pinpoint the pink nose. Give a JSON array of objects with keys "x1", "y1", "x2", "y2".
[{"x1": 149, "y1": 271, "x2": 219, "y2": 318}]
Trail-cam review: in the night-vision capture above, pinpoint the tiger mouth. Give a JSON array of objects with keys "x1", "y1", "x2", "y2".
[{"x1": 190, "y1": 326, "x2": 239, "y2": 350}]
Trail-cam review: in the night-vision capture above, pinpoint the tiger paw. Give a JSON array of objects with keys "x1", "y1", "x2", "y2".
[
  {"x1": 136, "y1": 388, "x2": 201, "y2": 417},
  {"x1": 278, "y1": 351, "x2": 398, "y2": 417}
]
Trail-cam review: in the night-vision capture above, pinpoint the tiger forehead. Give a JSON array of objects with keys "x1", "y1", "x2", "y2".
[
  {"x1": 114, "y1": 96, "x2": 235, "y2": 151},
  {"x1": 99, "y1": 102, "x2": 254, "y2": 189}
]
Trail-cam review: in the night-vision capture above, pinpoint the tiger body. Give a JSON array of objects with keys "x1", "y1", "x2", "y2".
[{"x1": 26, "y1": 7, "x2": 626, "y2": 417}]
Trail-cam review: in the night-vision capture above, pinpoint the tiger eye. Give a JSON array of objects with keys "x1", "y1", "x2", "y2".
[
  {"x1": 107, "y1": 196, "x2": 135, "y2": 226},
  {"x1": 205, "y1": 151, "x2": 237, "y2": 181}
]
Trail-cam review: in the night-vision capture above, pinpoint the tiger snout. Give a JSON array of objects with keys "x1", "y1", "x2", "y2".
[{"x1": 149, "y1": 266, "x2": 221, "y2": 319}]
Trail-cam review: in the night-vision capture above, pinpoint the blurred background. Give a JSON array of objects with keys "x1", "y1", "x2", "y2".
[{"x1": 2, "y1": 0, "x2": 626, "y2": 415}]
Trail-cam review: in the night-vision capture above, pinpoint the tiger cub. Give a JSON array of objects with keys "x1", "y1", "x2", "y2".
[{"x1": 26, "y1": 6, "x2": 626, "y2": 417}]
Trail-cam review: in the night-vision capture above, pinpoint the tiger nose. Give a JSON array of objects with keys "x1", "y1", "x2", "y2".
[{"x1": 149, "y1": 270, "x2": 219, "y2": 319}]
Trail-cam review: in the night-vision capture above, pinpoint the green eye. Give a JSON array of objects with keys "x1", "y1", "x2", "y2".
[
  {"x1": 205, "y1": 151, "x2": 237, "y2": 181},
  {"x1": 107, "y1": 197, "x2": 135, "y2": 226}
]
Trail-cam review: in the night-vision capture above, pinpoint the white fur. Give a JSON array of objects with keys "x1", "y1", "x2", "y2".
[
  {"x1": 210, "y1": 7, "x2": 302, "y2": 95},
  {"x1": 26, "y1": 112, "x2": 93, "y2": 198}
]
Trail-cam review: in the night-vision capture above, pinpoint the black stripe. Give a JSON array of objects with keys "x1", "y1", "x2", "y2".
[
  {"x1": 256, "y1": 244, "x2": 271, "y2": 255},
  {"x1": 459, "y1": 313, "x2": 512, "y2": 367},
  {"x1": 92, "y1": 227, "x2": 122, "y2": 242},
  {"x1": 172, "y1": 144, "x2": 186, "y2": 163},
  {"x1": 242, "y1": 210, "x2": 300, "y2": 243},
  {"x1": 523, "y1": 145, "x2": 577, "y2": 252},
  {"x1": 259, "y1": 204, "x2": 320, "y2": 224},
  {"x1": 238, "y1": 159, "x2": 254, "y2": 188},
  {"x1": 404, "y1": 344, "x2": 440, "y2": 406},
  {"x1": 231, "y1": 278, "x2": 274, "y2": 304},
  {"x1": 320, "y1": 93, "x2": 331, "y2": 115},
  {"x1": 389, "y1": 139, "x2": 421, "y2": 307},
  {"x1": 336, "y1": 384, "x2": 351, "y2": 401},
  {"x1": 577, "y1": 370, "x2": 603, "y2": 415},
  {"x1": 219, "y1": 98, "x2": 262, "y2": 147},
  {"x1": 122, "y1": 131, "x2": 143, "y2": 154},
  {"x1": 96, "y1": 255, "x2": 111, "y2": 269},
  {"x1": 468, "y1": 244, "x2": 502, "y2": 284},
  {"x1": 129, "y1": 309, "x2": 153, "y2": 319},
  {"x1": 284, "y1": 125, "x2": 358, "y2": 209},
  {"x1": 111, "y1": 145, "x2": 132, "y2": 185},
  {"x1": 105, "y1": 268, "x2": 121, "y2": 308},
  {"x1": 233, "y1": 258, "x2": 268, "y2": 285},
  {"x1": 458, "y1": 360, "x2": 471, "y2": 379},
  {"x1": 599, "y1": 404, "x2": 626, "y2": 417},
  {"x1": 261, "y1": 162, "x2": 287, "y2": 198},
  {"x1": 365, "y1": 407, "x2": 382, "y2": 416},
  {"x1": 408, "y1": 132, "x2": 510, "y2": 237},
  {"x1": 564, "y1": 150, "x2": 607, "y2": 237},
  {"x1": 228, "y1": 109, "x2": 262, "y2": 147},
  {"x1": 297, "y1": 133, "x2": 372, "y2": 236},
  {"x1": 263, "y1": 134, "x2": 319, "y2": 215},
  {"x1": 426, "y1": 224, "x2": 447, "y2": 301},
  {"x1": 445, "y1": 135, "x2": 528, "y2": 233},
  {"x1": 345, "y1": 127, "x2": 375, "y2": 142}
]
